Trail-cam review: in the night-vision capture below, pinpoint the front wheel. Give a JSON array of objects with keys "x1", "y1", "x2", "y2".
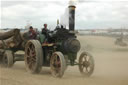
[
  {"x1": 50, "y1": 52, "x2": 66, "y2": 78},
  {"x1": 79, "y1": 52, "x2": 94, "y2": 77}
]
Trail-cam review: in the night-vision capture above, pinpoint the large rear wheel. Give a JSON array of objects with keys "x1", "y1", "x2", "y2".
[
  {"x1": 79, "y1": 52, "x2": 94, "y2": 77},
  {"x1": 25, "y1": 40, "x2": 43, "y2": 74},
  {"x1": 50, "y1": 52, "x2": 66, "y2": 78}
]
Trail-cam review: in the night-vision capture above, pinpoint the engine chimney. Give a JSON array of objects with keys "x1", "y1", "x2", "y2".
[{"x1": 68, "y1": 5, "x2": 76, "y2": 33}]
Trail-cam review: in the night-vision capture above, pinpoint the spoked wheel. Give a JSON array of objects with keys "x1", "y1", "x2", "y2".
[
  {"x1": 1, "y1": 50, "x2": 14, "y2": 67},
  {"x1": 0, "y1": 55, "x2": 3, "y2": 64},
  {"x1": 25, "y1": 40, "x2": 43, "y2": 74},
  {"x1": 79, "y1": 52, "x2": 94, "y2": 77},
  {"x1": 50, "y1": 52, "x2": 66, "y2": 78}
]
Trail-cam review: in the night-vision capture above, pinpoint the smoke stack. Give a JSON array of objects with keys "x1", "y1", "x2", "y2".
[
  {"x1": 57, "y1": 19, "x2": 59, "y2": 26},
  {"x1": 68, "y1": 5, "x2": 76, "y2": 32}
]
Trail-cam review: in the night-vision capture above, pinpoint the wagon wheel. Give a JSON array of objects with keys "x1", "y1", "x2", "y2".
[
  {"x1": 25, "y1": 40, "x2": 43, "y2": 74},
  {"x1": 1, "y1": 50, "x2": 14, "y2": 67},
  {"x1": 0, "y1": 55, "x2": 3, "y2": 64},
  {"x1": 50, "y1": 52, "x2": 66, "y2": 78},
  {"x1": 79, "y1": 52, "x2": 94, "y2": 77}
]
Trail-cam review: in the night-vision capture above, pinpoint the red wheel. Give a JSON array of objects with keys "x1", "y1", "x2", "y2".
[
  {"x1": 79, "y1": 52, "x2": 94, "y2": 77},
  {"x1": 50, "y1": 52, "x2": 66, "y2": 78},
  {"x1": 25, "y1": 40, "x2": 43, "y2": 74}
]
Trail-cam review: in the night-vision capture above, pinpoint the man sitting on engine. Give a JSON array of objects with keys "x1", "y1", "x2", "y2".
[
  {"x1": 41, "y1": 24, "x2": 49, "y2": 43},
  {"x1": 28, "y1": 26, "x2": 37, "y2": 39},
  {"x1": 42, "y1": 24, "x2": 49, "y2": 34}
]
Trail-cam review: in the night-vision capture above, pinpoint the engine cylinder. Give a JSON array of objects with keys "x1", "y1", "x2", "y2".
[{"x1": 63, "y1": 38, "x2": 80, "y2": 53}]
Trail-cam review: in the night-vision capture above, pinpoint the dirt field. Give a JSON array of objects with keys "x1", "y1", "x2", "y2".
[{"x1": 0, "y1": 36, "x2": 128, "y2": 85}]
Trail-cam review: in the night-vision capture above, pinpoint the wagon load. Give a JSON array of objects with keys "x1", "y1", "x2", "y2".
[
  {"x1": 0, "y1": 29, "x2": 24, "y2": 48},
  {"x1": 0, "y1": 29, "x2": 26, "y2": 67}
]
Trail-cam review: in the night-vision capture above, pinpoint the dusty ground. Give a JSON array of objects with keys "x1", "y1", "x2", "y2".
[{"x1": 0, "y1": 36, "x2": 128, "y2": 85}]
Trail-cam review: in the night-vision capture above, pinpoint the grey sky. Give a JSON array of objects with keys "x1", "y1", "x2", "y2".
[{"x1": 1, "y1": 0, "x2": 128, "y2": 29}]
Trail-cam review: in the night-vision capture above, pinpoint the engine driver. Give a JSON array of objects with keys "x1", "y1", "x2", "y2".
[{"x1": 41, "y1": 24, "x2": 49, "y2": 43}]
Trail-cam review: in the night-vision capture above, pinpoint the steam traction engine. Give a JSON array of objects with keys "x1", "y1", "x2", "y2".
[
  {"x1": 24, "y1": 5, "x2": 94, "y2": 78},
  {"x1": 115, "y1": 32, "x2": 127, "y2": 47}
]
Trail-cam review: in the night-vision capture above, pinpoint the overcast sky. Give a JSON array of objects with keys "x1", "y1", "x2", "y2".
[{"x1": 0, "y1": 0, "x2": 128, "y2": 29}]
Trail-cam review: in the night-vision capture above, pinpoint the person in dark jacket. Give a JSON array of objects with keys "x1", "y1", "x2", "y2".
[
  {"x1": 41, "y1": 24, "x2": 49, "y2": 42},
  {"x1": 42, "y1": 24, "x2": 49, "y2": 35}
]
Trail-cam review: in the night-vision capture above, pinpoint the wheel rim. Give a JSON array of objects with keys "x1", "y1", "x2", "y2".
[
  {"x1": 1, "y1": 50, "x2": 14, "y2": 67},
  {"x1": 50, "y1": 52, "x2": 66, "y2": 78},
  {"x1": 0, "y1": 56, "x2": 2, "y2": 64},
  {"x1": 51, "y1": 54, "x2": 61, "y2": 76},
  {"x1": 79, "y1": 52, "x2": 94, "y2": 77},
  {"x1": 2, "y1": 54, "x2": 8, "y2": 67},
  {"x1": 25, "y1": 42, "x2": 36, "y2": 71}
]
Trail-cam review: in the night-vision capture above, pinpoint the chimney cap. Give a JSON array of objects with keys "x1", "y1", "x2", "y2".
[{"x1": 68, "y1": 5, "x2": 76, "y2": 8}]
